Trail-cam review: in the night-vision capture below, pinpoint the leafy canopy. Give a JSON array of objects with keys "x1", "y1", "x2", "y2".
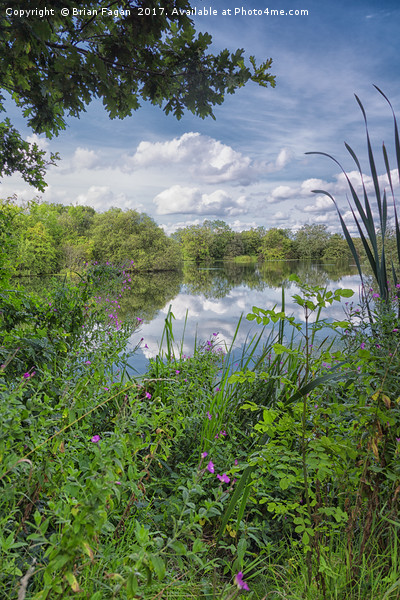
[{"x1": 0, "y1": 1, "x2": 275, "y2": 189}]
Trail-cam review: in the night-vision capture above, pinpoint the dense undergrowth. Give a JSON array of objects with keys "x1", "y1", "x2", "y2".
[{"x1": 1, "y1": 260, "x2": 400, "y2": 600}]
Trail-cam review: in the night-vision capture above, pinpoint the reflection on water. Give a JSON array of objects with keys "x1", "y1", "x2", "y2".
[{"x1": 123, "y1": 260, "x2": 362, "y2": 373}]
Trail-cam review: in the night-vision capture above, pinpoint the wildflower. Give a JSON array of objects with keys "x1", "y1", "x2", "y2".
[
  {"x1": 144, "y1": 344, "x2": 149, "y2": 349},
  {"x1": 84, "y1": 360, "x2": 91, "y2": 365},
  {"x1": 207, "y1": 461, "x2": 215, "y2": 473},
  {"x1": 145, "y1": 392, "x2": 152, "y2": 400},
  {"x1": 115, "y1": 481, "x2": 122, "y2": 485},
  {"x1": 396, "y1": 438, "x2": 400, "y2": 443},
  {"x1": 372, "y1": 293, "x2": 380, "y2": 298},
  {"x1": 213, "y1": 332, "x2": 218, "y2": 336},
  {"x1": 201, "y1": 451, "x2": 208, "y2": 458},
  {"x1": 217, "y1": 473, "x2": 230, "y2": 484},
  {"x1": 215, "y1": 387, "x2": 220, "y2": 392},
  {"x1": 234, "y1": 571, "x2": 249, "y2": 591},
  {"x1": 136, "y1": 317, "x2": 142, "y2": 322},
  {"x1": 220, "y1": 430, "x2": 227, "y2": 437},
  {"x1": 234, "y1": 459, "x2": 238, "y2": 466},
  {"x1": 207, "y1": 411, "x2": 212, "y2": 420},
  {"x1": 91, "y1": 435, "x2": 101, "y2": 443},
  {"x1": 360, "y1": 342, "x2": 366, "y2": 349},
  {"x1": 175, "y1": 370, "x2": 180, "y2": 374},
  {"x1": 392, "y1": 329, "x2": 399, "y2": 333}
]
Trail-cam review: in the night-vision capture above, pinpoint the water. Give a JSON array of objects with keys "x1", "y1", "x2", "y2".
[{"x1": 121, "y1": 260, "x2": 362, "y2": 373}]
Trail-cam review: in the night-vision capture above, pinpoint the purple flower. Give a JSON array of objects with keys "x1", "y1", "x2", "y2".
[
  {"x1": 201, "y1": 451, "x2": 208, "y2": 458},
  {"x1": 217, "y1": 473, "x2": 230, "y2": 484},
  {"x1": 136, "y1": 317, "x2": 142, "y2": 322},
  {"x1": 234, "y1": 459, "x2": 238, "y2": 466},
  {"x1": 91, "y1": 435, "x2": 101, "y2": 443},
  {"x1": 360, "y1": 342, "x2": 366, "y2": 349},
  {"x1": 23, "y1": 372, "x2": 30, "y2": 379},
  {"x1": 234, "y1": 571, "x2": 249, "y2": 591},
  {"x1": 207, "y1": 411, "x2": 212, "y2": 420},
  {"x1": 84, "y1": 360, "x2": 91, "y2": 365},
  {"x1": 215, "y1": 387, "x2": 220, "y2": 392},
  {"x1": 145, "y1": 392, "x2": 152, "y2": 399},
  {"x1": 207, "y1": 461, "x2": 215, "y2": 473},
  {"x1": 115, "y1": 481, "x2": 122, "y2": 485},
  {"x1": 396, "y1": 438, "x2": 400, "y2": 443},
  {"x1": 175, "y1": 370, "x2": 180, "y2": 374},
  {"x1": 372, "y1": 293, "x2": 380, "y2": 298}
]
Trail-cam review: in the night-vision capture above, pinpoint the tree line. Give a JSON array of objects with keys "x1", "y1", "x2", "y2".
[
  {"x1": 2, "y1": 198, "x2": 181, "y2": 275},
  {"x1": 172, "y1": 219, "x2": 353, "y2": 262},
  {"x1": 2, "y1": 199, "x2": 362, "y2": 277}
]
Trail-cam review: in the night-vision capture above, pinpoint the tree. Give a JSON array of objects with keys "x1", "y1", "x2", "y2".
[
  {"x1": 293, "y1": 224, "x2": 331, "y2": 260},
  {"x1": 0, "y1": 1, "x2": 275, "y2": 188},
  {"x1": 260, "y1": 228, "x2": 293, "y2": 260},
  {"x1": 91, "y1": 208, "x2": 182, "y2": 270}
]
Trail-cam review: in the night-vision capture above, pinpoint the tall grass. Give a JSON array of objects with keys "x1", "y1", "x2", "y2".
[{"x1": 307, "y1": 86, "x2": 400, "y2": 312}]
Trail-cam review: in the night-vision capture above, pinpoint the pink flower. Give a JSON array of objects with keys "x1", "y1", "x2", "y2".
[
  {"x1": 175, "y1": 370, "x2": 180, "y2": 374},
  {"x1": 145, "y1": 392, "x2": 152, "y2": 399},
  {"x1": 234, "y1": 459, "x2": 238, "y2": 466},
  {"x1": 84, "y1": 360, "x2": 91, "y2": 365},
  {"x1": 234, "y1": 571, "x2": 249, "y2": 591},
  {"x1": 217, "y1": 473, "x2": 230, "y2": 484},
  {"x1": 207, "y1": 461, "x2": 215, "y2": 473},
  {"x1": 91, "y1": 435, "x2": 101, "y2": 443},
  {"x1": 360, "y1": 342, "x2": 366, "y2": 349},
  {"x1": 115, "y1": 481, "x2": 122, "y2": 485},
  {"x1": 207, "y1": 411, "x2": 212, "y2": 420}
]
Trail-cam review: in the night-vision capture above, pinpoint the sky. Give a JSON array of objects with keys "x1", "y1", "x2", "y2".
[{"x1": 3, "y1": 0, "x2": 400, "y2": 235}]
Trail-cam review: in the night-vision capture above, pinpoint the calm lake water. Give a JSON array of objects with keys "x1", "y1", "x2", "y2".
[{"x1": 121, "y1": 260, "x2": 363, "y2": 373}]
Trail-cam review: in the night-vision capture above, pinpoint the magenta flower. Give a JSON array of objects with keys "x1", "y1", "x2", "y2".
[
  {"x1": 360, "y1": 342, "x2": 366, "y2": 349},
  {"x1": 201, "y1": 451, "x2": 208, "y2": 458},
  {"x1": 145, "y1": 392, "x2": 152, "y2": 399},
  {"x1": 175, "y1": 370, "x2": 180, "y2": 374},
  {"x1": 234, "y1": 459, "x2": 239, "y2": 466},
  {"x1": 217, "y1": 473, "x2": 230, "y2": 484},
  {"x1": 136, "y1": 317, "x2": 142, "y2": 322},
  {"x1": 372, "y1": 293, "x2": 380, "y2": 298},
  {"x1": 234, "y1": 571, "x2": 249, "y2": 591},
  {"x1": 84, "y1": 360, "x2": 91, "y2": 365},
  {"x1": 207, "y1": 461, "x2": 215, "y2": 473},
  {"x1": 207, "y1": 411, "x2": 212, "y2": 420},
  {"x1": 91, "y1": 435, "x2": 101, "y2": 443},
  {"x1": 23, "y1": 372, "x2": 30, "y2": 379},
  {"x1": 215, "y1": 387, "x2": 220, "y2": 392}
]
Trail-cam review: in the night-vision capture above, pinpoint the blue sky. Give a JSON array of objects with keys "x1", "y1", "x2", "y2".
[{"x1": 3, "y1": 0, "x2": 400, "y2": 235}]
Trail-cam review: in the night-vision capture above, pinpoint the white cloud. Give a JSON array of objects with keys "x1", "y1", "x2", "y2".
[
  {"x1": 153, "y1": 185, "x2": 248, "y2": 216},
  {"x1": 303, "y1": 195, "x2": 336, "y2": 213},
  {"x1": 123, "y1": 132, "x2": 256, "y2": 184},
  {"x1": 71, "y1": 147, "x2": 100, "y2": 171}
]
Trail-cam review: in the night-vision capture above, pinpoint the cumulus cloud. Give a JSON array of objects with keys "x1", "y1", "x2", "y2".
[
  {"x1": 153, "y1": 185, "x2": 248, "y2": 216},
  {"x1": 71, "y1": 147, "x2": 100, "y2": 171},
  {"x1": 303, "y1": 195, "x2": 336, "y2": 213},
  {"x1": 123, "y1": 132, "x2": 260, "y2": 185},
  {"x1": 74, "y1": 185, "x2": 142, "y2": 212}
]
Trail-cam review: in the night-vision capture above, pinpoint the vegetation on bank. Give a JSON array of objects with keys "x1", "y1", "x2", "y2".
[
  {"x1": 1, "y1": 201, "x2": 182, "y2": 274},
  {"x1": 0, "y1": 197, "x2": 365, "y2": 277}
]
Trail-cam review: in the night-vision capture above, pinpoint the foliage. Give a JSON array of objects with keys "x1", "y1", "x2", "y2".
[
  {"x1": 307, "y1": 86, "x2": 400, "y2": 306},
  {"x1": 259, "y1": 227, "x2": 294, "y2": 260}
]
